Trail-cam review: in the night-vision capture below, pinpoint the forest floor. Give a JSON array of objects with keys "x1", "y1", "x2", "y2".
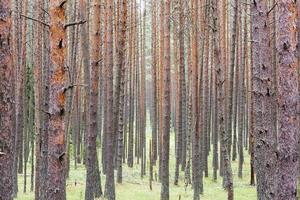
[{"x1": 17, "y1": 132, "x2": 257, "y2": 200}]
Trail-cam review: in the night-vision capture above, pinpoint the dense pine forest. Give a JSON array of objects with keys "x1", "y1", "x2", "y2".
[{"x1": 0, "y1": 0, "x2": 299, "y2": 200}]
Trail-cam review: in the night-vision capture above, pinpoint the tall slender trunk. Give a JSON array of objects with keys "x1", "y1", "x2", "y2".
[
  {"x1": 116, "y1": 0, "x2": 128, "y2": 183},
  {"x1": 173, "y1": 0, "x2": 181, "y2": 186},
  {"x1": 46, "y1": 0, "x2": 67, "y2": 199},
  {"x1": 151, "y1": 0, "x2": 158, "y2": 164},
  {"x1": 158, "y1": 0, "x2": 164, "y2": 180},
  {"x1": 212, "y1": 0, "x2": 234, "y2": 198},
  {"x1": 228, "y1": 0, "x2": 239, "y2": 160},
  {"x1": 85, "y1": 0, "x2": 102, "y2": 198},
  {"x1": 191, "y1": 0, "x2": 201, "y2": 199},
  {"x1": 104, "y1": 0, "x2": 116, "y2": 199},
  {"x1": 179, "y1": 0, "x2": 187, "y2": 172},
  {"x1": 0, "y1": 1, "x2": 14, "y2": 199},
  {"x1": 238, "y1": 2, "x2": 246, "y2": 178},
  {"x1": 160, "y1": 0, "x2": 171, "y2": 199},
  {"x1": 140, "y1": 6, "x2": 146, "y2": 177},
  {"x1": 277, "y1": 1, "x2": 299, "y2": 199},
  {"x1": 251, "y1": 1, "x2": 278, "y2": 199},
  {"x1": 41, "y1": 1, "x2": 50, "y2": 198},
  {"x1": 33, "y1": 0, "x2": 43, "y2": 199}
]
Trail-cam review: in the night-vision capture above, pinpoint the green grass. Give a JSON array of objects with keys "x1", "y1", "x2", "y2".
[{"x1": 16, "y1": 131, "x2": 256, "y2": 200}]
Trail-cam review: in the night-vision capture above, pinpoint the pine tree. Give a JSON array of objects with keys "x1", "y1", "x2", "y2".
[
  {"x1": 46, "y1": 0, "x2": 67, "y2": 199},
  {"x1": 0, "y1": 0, "x2": 14, "y2": 199}
]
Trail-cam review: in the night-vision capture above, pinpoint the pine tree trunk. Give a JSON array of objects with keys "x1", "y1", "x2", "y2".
[
  {"x1": 179, "y1": 0, "x2": 187, "y2": 172},
  {"x1": 212, "y1": 0, "x2": 234, "y2": 198},
  {"x1": 191, "y1": 0, "x2": 201, "y2": 199},
  {"x1": 46, "y1": 0, "x2": 67, "y2": 199},
  {"x1": 104, "y1": 0, "x2": 116, "y2": 199},
  {"x1": 228, "y1": 0, "x2": 239, "y2": 160},
  {"x1": 40, "y1": 1, "x2": 50, "y2": 198},
  {"x1": 251, "y1": 1, "x2": 278, "y2": 199},
  {"x1": 160, "y1": 0, "x2": 171, "y2": 199},
  {"x1": 85, "y1": 0, "x2": 102, "y2": 198},
  {"x1": 116, "y1": 0, "x2": 128, "y2": 183},
  {"x1": 33, "y1": 0, "x2": 43, "y2": 198},
  {"x1": 277, "y1": 1, "x2": 299, "y2": 199},
  {"x1": 173, "y1": 0, "x2": 181, "y2": 186},
  {"x1": 151, "y1": 0, "x2": 158, "y2": 164},
  {"x1": 0, "y1": 1, "x2": 14, "y2": 199}
]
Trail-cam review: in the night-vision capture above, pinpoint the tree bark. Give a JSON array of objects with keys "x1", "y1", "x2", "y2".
[
  {"x1": 277, "y1": 1, "x2": 299, "y2": 199},
  {"x1": 0, "y1": 1, "x2": 14, "y2": 199},
  {"x1": 191, "y1": 0, "x2": 201, "y2": 199},
  {"x1": 251, "y1": 0, "x2": 278, "y2": 199},
  {"x1": 160, "y1": 0, "x2": 171, "y2": 199},
  {"x1": 151, "y1": 0, "x2": 158, "y2": 164},
  {"x1": 104, "y1": 0, "x2": 116, "y2": 199},
  {"x1": 46, "y1": 0, "x2": 67, "y2": 199},
  {"x1": 85, "y1": 0, "x2": 102, "y2": 198},
  {"x1": 212, "y1": 0, "x2": 234, "y2": 198},
  {"x1": 116, "y1": 0, "x2": 128, "y2": 183}
]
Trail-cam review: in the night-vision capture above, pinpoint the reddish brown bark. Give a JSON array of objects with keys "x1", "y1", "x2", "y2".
[
  {"x1": 0, "y1": 1, "x2": 14, "y2": 199},
  {"x1": 46, "y1": 0, "x2": 67, "y2": 199}
]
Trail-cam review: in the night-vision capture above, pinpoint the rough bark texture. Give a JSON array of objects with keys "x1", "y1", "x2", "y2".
[
  {"x1": 116, "y1": 0, "x2": 128, "y2": 183},
  {"x1": 85, "y1": 0, "x2": 101, "y2": 198},
  {"x1": 104, "y1": 0, "x2": 116, "y2": 198},
  {"x1": 0, "y1": 1, "x2": 14, "y2": 199},
  {"x1": 252, "y1": 0, "x2": 279, "y2": 199},
  {"x1": 160, "y1": 0, "x2": 171, "y2": 199},
  {"x1": 46, "y1": 0, "x2": 67, "y2": 199},
  {"x1": 41, "y1": 2, "x2": 50, "y2": 198},
  {"x1": 277, "y1": 1, "x2": 299, "y2": 199}
]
